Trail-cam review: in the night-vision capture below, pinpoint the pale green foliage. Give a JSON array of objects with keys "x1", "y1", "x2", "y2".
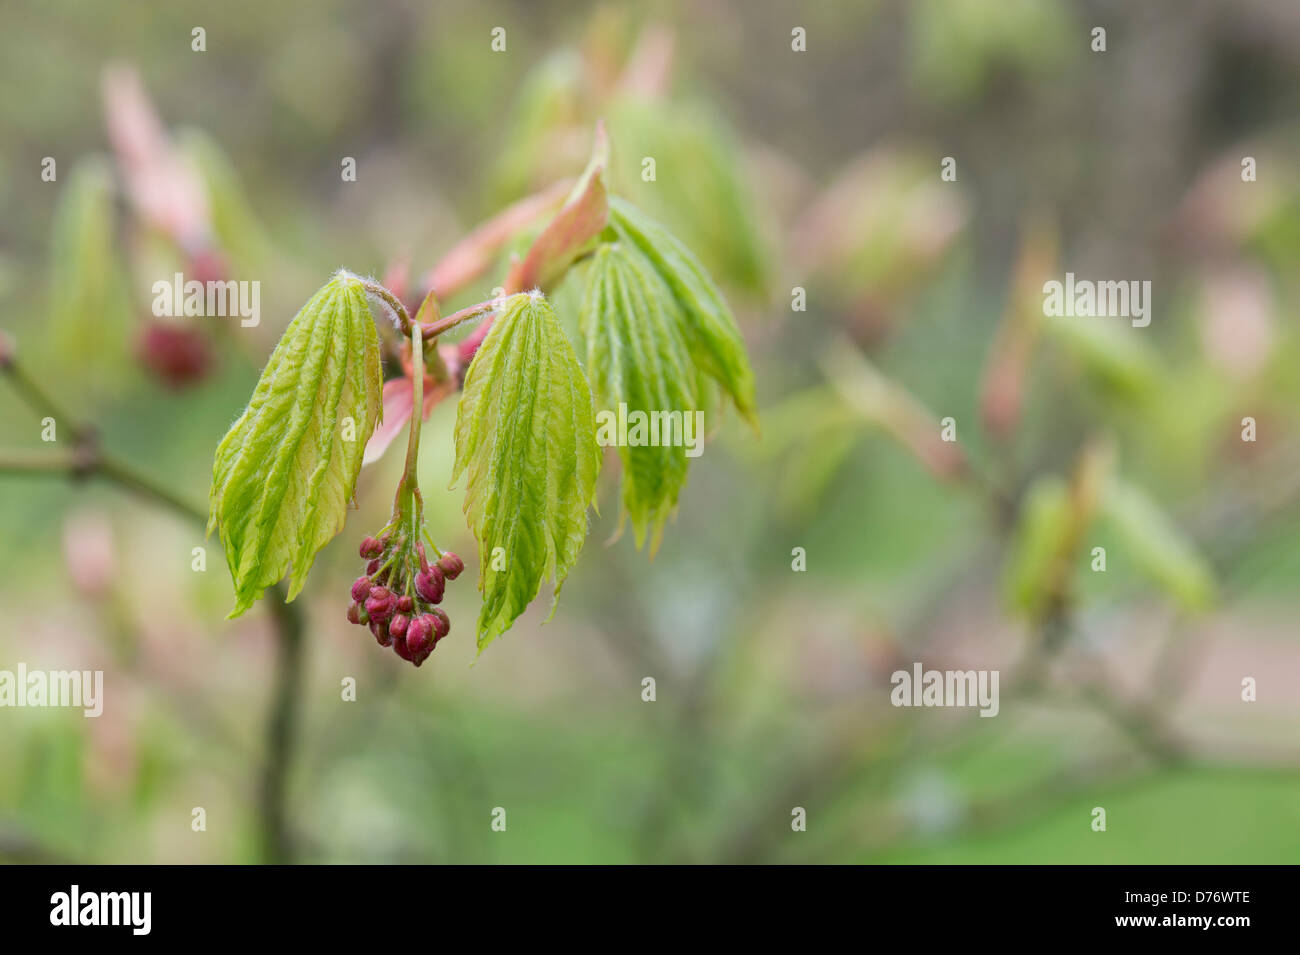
[
  {"x1": 1002, "y1": 474, "x2": 1217, "y2": 618},
  {"x1": 575, "y1": 198, "x2": 757, "y2": 550},
  {"x1": 607, "y1": 198, "x2": 758, "y2": 427},
  {"x1": 607, "y1": 98, "x2": 770, "y2": 293},
  {"x1": 48, "y1": 156, "x2": 133, "y2": 396},
  {"x1": 1002, "y1": 476, "x2": 1072, "y2": 617},
  {"x1": 452, "y1": 293, "x2": 600, "y2": 652},
  {"x1": 1101, "y1": 479, "x2": 1216, "y2": 612},
  {"x1": 208, "y1": 273, "x2": 383, "y2": 616},
  {"x1": 581, "y1": 242, "x2": 700, "y2": 551},
  {"x1": 1044, "y1": 314, "x2": 1162, "y2": 399}
]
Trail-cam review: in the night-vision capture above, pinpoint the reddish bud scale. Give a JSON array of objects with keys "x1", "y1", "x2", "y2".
[
  {"x1": 359, "y1": 537, "x2": 383, "y2": 559},
  {"x1": 351, "y1": 576, "x2": 372, "y2": 602},
  {"x1": 138, "y1": 321, "x2": 213, "y2": 389},
  {"x1": 428, "y1": 607, "x2": 451, "y2": 641},
  {"x1": 365, "y1": 586, "x2": 395, "y2": 622},
  {"x1": 415, "y1": 567, "x2": 445, "y2": 604},
  {"x1": 437, "y1": 552, "x2": 464, "y2": 580}
]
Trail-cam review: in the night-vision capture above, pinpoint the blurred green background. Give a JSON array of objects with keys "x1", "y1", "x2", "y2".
[{"x1": 1, "y1": 0, "x2": 1299, "y2": 863}]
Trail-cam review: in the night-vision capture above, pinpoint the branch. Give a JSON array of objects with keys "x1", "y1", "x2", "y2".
[{"x1": 1, "y1": 347, "x2": 306, "y2": 864}]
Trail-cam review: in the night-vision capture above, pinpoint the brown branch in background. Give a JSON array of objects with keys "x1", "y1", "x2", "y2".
[
  {"x1": 0, "y1": 345, "x2": 305, "y2": 864},
  {"x1": 260, "y1": 588, "x2": 304, "y2": 864}
]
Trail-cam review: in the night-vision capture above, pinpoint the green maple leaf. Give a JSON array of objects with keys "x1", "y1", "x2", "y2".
[
  {"x1": 581, "y1": 242, "x2": 700, "y2": 552},
  {"x1": 208, "y1": 272, "x2": 383, "y2": 616},
  {"x1": 607, "y1": 197, "x2": 758, "y2": 428},
  {"x1": 452, "y1": 292, "x2": 600, "y2": 653},
  {"x1": 576, "y1": 199, "x2": 757, "y2": 551}
]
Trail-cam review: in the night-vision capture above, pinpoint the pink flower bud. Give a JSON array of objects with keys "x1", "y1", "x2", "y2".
[
  {"x1": 415, "y1": 567, "x2": 445, "y2": 604},
  {"x1": 405, "y1": 616, "x2": 434, "y2": 666},
  {"x1": 392, "y1": 633, "x2": 413, "y2": 661},
  {"x1": 359, "y1": 536, "x2": 383, "y2": 559},
  {"x1": 437, "y1": 552, "x2": 464, "y2": 580},
  {"x1": 388, "y1": 614, "x2": 409, "y2": 639},
  {"x1": 397, "y1": 595, "x2": 414, "y2": 614},
  {"x1": 428, "y1": 607, "x2": 451, "y2": 641},
  {"x1": 366, "y1": 558, "x2": 382, "y2": 575},
  {"x1": 351, "y1": 576, "x2": 372, "y2": 603},
  {"x1": 407, "y1": 614, "x2": 432, "y2": 647},
  {"x1": 365, "y1": 586, "x2": 395, "y2": 621},
  {"x1": 138, "y1": 320, "x2": 213, "y2": 389},
  {"x1": 370, "y1": 620, "x2": 392, "y2": 647},
  {"x1": 346, "y1": 602, "x2": 362, "y2": 625}
]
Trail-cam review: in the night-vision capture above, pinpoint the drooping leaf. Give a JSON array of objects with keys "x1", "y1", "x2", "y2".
[
  {"x1": 451, "y1": 292, "x2": 600, "y2": 652},
  {"x1": 581, "y1": 242, "x2": 701, "y2": 551},
  {"x1": 208, "y1": 272, "x2": 383, "y2": 616},
  {"x1": 607, "y1": 197, "x2": 758, "y2": 428}
]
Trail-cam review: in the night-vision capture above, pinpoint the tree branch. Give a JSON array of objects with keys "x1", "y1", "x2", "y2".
[{"x1": 1, "y1": 350, "x2": 307, "y2": 863}]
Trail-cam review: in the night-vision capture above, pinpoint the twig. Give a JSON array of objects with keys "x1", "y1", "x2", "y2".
[{"x1": 1, "y1": 350, "x2": 307, "y2": 863}]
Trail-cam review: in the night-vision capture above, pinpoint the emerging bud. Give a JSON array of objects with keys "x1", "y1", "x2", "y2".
[
  {"x1": 415, "y1": 567, "x2": 445, "y2": 604},
  {"x1": 428, "y1": 607, "x2": 451, "y2": 641},
  {"x1": 364, "y1": 586, "x2": 395, "y2": 621},
  {"x1": 406, "y1": 616, "x2": 433, "y2": 657},
  {"x1": 350, "y1": 526, "x2": 456, "y2": 667},
  {"x1": 138, "y1": 320, "x2": 213, "y2": 389},
  {"x1": 437, "y1": 552, "x2": 465, "y2": 580}
]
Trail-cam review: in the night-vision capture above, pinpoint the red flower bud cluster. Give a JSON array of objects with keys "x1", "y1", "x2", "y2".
[{"x1": 345, "y1": 532, "x2": 464, "y2": 667}]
